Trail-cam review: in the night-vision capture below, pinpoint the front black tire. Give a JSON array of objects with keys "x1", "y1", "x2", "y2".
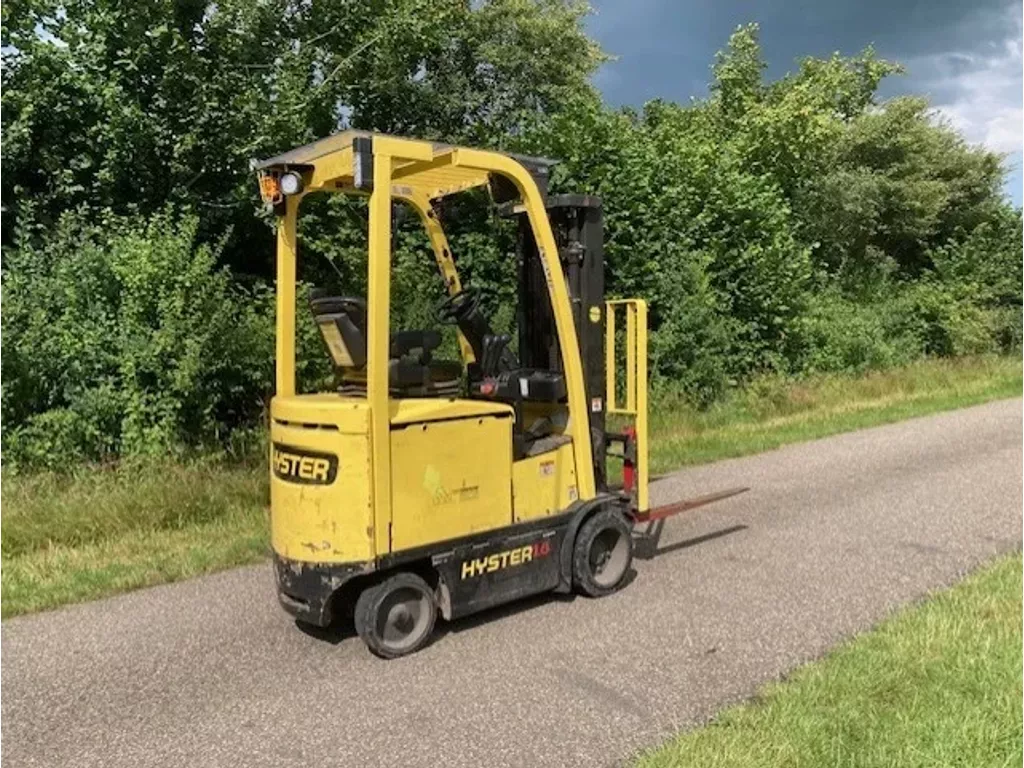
[
  {"x1": 354, "y1": 573, "x2": 437, "y2": 659},
  {"x1": 572, "y1": 509, "x2": 634, "y2": 597}
]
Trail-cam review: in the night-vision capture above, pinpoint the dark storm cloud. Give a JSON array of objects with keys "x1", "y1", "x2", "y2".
[
  {"x1": 586, "y1": 0, "x2": 1022, "y2": 201},
  {"x1": 588, "y1": 0, "x2": 1018, "y2": 102}
]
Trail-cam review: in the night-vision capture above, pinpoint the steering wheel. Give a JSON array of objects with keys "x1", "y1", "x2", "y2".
[{"x1": 435, "y1": 288, "x2": 481, "y2": 325}]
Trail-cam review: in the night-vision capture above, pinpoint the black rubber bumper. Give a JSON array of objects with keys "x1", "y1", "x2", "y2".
[{"x1": 273, "y1": 554, "x2": 373, "y2": 627}]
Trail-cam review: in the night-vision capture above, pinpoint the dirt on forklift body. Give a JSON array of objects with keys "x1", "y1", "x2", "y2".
[{"x1": 255, "y1": 132, "x2": 651, "y2": 658}]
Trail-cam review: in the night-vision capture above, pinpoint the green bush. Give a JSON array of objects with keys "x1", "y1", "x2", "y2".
[
  {"x1": 648, "y1": 250, "x2": 733, "y2": 406},
  {"x1": 2, "y1": 14, "x2": 1021, "y2": 471},
  {"x1": 790, "y1": 278, "x2": 1018, "y2": 376},
  {"x1": 889, "y1": 281, "x2": 1001, "y2": 358},
  {"x1": 929, "y1": 213, "x2": 1023, "y2": 354},
  {"x1": 792, "y1": 290, "x2": 921, "y2": 374},
  {"x1": 2, "y1": 210, "x2": 274, "y2": 468}
]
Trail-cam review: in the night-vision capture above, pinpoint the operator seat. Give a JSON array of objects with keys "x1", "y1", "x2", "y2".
[{"x1": 309, "y1": 290, "x2": 462, "y2": 397}]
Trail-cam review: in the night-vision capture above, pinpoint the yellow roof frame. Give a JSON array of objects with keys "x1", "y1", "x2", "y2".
[{"x1": 254, "y1": 130, "x2": 556, "y2": 202}]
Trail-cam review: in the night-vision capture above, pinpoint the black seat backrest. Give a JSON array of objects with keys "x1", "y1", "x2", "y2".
[
  {"x1": 390, "y1": 330, "x2": 441, "y2": 362},
  {"x1": 309, "y1": 291, "x2": 461, "y2": 398},
  {"x1": 309, "y1": 293, "x2": 367, "y2": 369}
]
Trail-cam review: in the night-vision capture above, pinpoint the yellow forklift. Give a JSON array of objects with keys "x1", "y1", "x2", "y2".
[{"x1": 255, "y1": 132, "x2": 694, "y2": 658}]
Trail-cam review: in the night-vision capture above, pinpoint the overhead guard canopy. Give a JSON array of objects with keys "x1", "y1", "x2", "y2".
[{"x1": 252, "y1": 130, "x2": 556, "y2": 202}]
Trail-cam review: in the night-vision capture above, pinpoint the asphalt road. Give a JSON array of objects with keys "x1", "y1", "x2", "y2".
[{"x1": 3, "y1": 399, "x2": 1021, "y2": 768}]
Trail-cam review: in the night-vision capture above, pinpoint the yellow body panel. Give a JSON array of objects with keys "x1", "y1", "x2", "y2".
[
  {"x1": 269, "y1": 404, "x2": 373, "y2": 564},
  {"x1": 390, "y1": 415, "x2": 513, "y2": 552},
  {"x1": 512, "y1": 443, "x2": 578, "y2": 523},
  {"x1": 270, "y1": 395, "x2": 517, "y2": 563},
  {"x1": 272, "y1": 393, "x2": 369, "y2": 432},
  {"x1": 389, "y1": 397, "x2": 512, "y2": 426}
]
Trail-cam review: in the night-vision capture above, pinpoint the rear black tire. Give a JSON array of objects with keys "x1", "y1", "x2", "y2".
[
  {"x1": 572, "y1": 509, "x2": 633, "y2": 597},
  {"x1": 354, "y1": 573, "x2": 437, "y2": 659}
]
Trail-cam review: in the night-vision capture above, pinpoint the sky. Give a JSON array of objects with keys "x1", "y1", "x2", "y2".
[{"x1": 585, "y1": 0, "x2": 1023, "y2": 205}]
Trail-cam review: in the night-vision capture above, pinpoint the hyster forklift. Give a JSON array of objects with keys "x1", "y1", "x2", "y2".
[{"x1": 255, "y1": 132, "x2": 718, "y2": 658}]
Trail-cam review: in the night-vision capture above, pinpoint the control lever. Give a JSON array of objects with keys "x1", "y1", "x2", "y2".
[{"x1": 481, "y1": 334, "x2": 510, "y2": 377}]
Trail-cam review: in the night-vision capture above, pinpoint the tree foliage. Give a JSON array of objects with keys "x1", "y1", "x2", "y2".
[
  {"x1": 2, "y1": 11, "x2": 1020, "y2": 465},
  {"x1": 518, "y1": 25, "x2": 1020, "y2": 398},
  {"x1": 2, "y1": 0, "x2": 602, "y2": 272}
]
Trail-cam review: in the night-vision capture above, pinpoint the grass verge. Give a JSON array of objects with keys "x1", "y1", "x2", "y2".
[
  {"x1": 635, "y1": 552, "x2": 1023, "y2": 768},
  {"x1": 2, "y1": 355, "x2": 1020, "y2": 618},
  {"x1": 1, "y1": 461, "x2": 268, "y2": 617},
  {"x1": 647, "y1": 354, "x2": 1022, "y2": 474}
]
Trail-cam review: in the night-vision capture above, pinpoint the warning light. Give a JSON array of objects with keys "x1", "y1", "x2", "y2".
[{"x1": 259, "y1": 173, "x2": 281, "y2": 204}]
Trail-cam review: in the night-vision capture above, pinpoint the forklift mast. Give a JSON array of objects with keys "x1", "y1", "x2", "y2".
[{"x1": 512, "y1": 195, "x2": 608, "y2": 492}]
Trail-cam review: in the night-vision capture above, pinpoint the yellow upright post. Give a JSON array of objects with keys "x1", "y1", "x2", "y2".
[
  {"x1": 275, "y1": 198, "x2": 299, "y2": 396},
  {"x1": 625, "y1": 305, "x2": 636, "y2": 412},
  {"x1": 604, "y1": 299, "x2": 649, "y2": 512},
  {"x1": 367, "y1": 151, "x2": 393, "y2": 556},
  {"x1": 605, "y1": 304, "x2": 616, "y2": 411},
  {"x1": 635, "y1": 300, "x2": 649, "y2": 512},
  {"x1": 402, "y1": 192, "x2": 474, "y2": 363},
  {"x1": 449, "y1": 148, "x2": 596, "y2": 500}
]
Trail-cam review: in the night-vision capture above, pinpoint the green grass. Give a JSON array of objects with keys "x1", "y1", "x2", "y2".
[
  {"x1": 646, "y1": 354, "x2": 1022, "y2": 474},
  {"x1": 1, "y1": 460, "x2": 269, "y2": 617},
  {"x1": 2, "y1": 355, "x2": 1020, "y2": 618},
  {"x1": 635, "y1": 553, "x2": 1024, "y2": 768}
]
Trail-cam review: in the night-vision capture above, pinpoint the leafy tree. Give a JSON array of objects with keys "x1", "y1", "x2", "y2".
[
  {"x1": 2, "y1": 14, "x2": 1020, "y2": 468},
  {"x1": 797, "y1": 97, "x2": 1009, "y2": 282},
  {"x1": 2, "y1": 0, "x2": 603, "y2": 273},
  {"x1": 523, "y1": 24, "x2": 1018, "y2": 382}
]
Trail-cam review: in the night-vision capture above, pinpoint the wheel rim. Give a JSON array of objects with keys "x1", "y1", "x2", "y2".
[
  {"x1": 588, "y1": 527, "x2": 630, "y2": 587},
  {"x1": 375, "y1": 586, "x2": 432, "y2": 653}
]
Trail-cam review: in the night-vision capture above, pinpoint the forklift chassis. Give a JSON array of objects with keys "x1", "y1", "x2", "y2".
[
  {"x1": 254, "y1": 132, "x2": 660, "y2": 658},
  {"x1": 275, "y1": 494, "x2": 625, "y2": 628}
]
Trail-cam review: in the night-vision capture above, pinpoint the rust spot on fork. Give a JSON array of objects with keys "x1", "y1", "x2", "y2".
[{"x1": 633, "y1": 486, "x2": 750, "y2": 523}]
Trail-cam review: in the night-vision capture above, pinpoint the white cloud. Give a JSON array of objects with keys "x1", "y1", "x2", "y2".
[{"x1": 908, "y1": 5, "x2": 1022, "y2": 154}]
